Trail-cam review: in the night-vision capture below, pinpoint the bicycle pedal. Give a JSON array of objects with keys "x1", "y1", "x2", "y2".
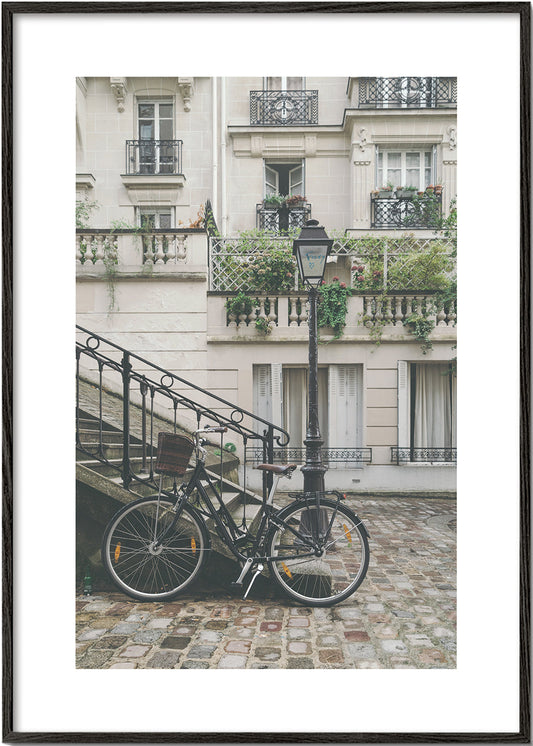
[{"x1": 229, "y1": 581, "x2": 243, "y2": 590}]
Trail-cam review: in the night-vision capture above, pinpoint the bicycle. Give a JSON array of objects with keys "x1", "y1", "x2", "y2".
[{"x1": 101, "y1": 428, "x2": 370, "y2": 607}]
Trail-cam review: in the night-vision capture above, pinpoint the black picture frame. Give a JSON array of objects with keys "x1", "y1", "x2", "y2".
[{"x1": 2, "y1": 2, "x2": 530, "y2": 743}]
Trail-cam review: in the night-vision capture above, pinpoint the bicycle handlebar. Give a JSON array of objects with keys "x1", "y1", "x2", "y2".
[{"x1": 195, "y1": 426, "x2": 228, "y2": 435}]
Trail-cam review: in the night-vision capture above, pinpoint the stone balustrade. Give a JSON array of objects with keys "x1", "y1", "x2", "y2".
[
  {"x1": 76, "y1": 229, "x2": 207, "y2": 272},
  {"x1": 207, "y1": 292, "x2": 456, "y2": 341}
]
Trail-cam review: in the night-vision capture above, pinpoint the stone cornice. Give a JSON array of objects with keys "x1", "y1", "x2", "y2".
[{"x1": 229, "y1": 127, "x2": 349, "y2": 158}]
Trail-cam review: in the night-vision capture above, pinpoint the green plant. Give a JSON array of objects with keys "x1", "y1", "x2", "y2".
[
  {"x1": 263, "y1": 194, "x2": 286, "y2": 207},
  {"x1": 404, "y1": 312, "x2": 435, "y2": 354},
  {"x1": 247, "y1": 246, "x2": 296, "y2": 293},
  {"x1": 76, "y1": 198, "x2": 99, "y2": 228},
  {"x1": 318, "y1": 278, "x2": 353, "y2": 340},
  {"x1": 255, "y1": 317, "x2": 274, "y2": 335},
  {"x1": 225, "y1": 292, "x2": 254, "y2": 319}
]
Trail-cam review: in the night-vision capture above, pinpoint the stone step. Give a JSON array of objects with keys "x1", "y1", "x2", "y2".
[{"x1": 78, "y1": 429, "x2": 140, "y2": 445}]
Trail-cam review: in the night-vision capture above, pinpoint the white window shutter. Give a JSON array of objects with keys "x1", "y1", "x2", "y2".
[
  {"x1": 328, "y1": 365, "x2": 362, "y2": 451},
  {"x1": 253, "y1": 365, "x2": 272, "y2": 427},
  {"x1": 397, "y1": 360, "x2": 409, "y2": 446},
  {"x1": 271, "y1": 362, "x2": 283, "y2": 428}
]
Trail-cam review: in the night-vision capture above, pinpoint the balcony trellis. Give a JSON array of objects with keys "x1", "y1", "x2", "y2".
[
  {"x1": 358, "y1": 77, "x2": 457, "y2": 108},
  {"x1": 250, "y1": 90, "x2": 318, "y2": 126},
  {"x1": 209, "y1": 234, "x2": 455, "y2": 294}
]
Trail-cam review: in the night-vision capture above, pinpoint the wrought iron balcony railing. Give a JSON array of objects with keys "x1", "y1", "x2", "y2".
[
  {"x1": 125, "y1": 139, "x2": 183, "y2": 175},
  {"x1": 358, "y1": 77, "x2": 456, "y2": 109},
  {"x1": 256, "y1": 202, "x2": 312, "y2": 233},
  {"x1": 371, "y1": 192, "x2": 442, "y2": 230},
  {"x1": 246, "y1": 446, "x2": 372, "y2": 468},
  {"x1": 391, "y1": 447, "x2": 457, "y2": 464},
  {"x1": 250, "y1": 90, "x2": 318, "y2": 126}
]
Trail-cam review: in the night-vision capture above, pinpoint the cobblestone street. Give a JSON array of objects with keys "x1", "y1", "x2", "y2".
[{"x1": 76, "y1": 496, "x2": 456, "y2": 670}]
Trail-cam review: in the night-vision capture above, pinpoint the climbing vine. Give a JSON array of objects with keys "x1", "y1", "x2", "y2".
[{"x1": 317, "y1": 278, "x2": 353, "y2": 340}]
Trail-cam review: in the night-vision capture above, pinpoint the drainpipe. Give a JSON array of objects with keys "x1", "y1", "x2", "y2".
[
  {"x1": 212, "y1": 77, "x2": 218, "y2": 224},
  {"x1": 221, "y1": 77, "x2": 227, "y2": 234}
]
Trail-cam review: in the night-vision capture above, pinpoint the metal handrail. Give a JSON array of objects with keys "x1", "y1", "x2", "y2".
[{"x1": 76, "y1": 325, "x2": 290, "y2": 499}]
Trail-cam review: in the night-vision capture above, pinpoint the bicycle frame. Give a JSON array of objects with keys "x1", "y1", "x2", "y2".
[{"x1": 157, "y1": 457, "x2": 332, "y2": 570}]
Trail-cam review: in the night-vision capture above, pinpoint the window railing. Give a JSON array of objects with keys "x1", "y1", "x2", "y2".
[
  {"x1": 371, "y1": 192, "x2": 442, "y2": 230},
  {"x1": 358, "y1": 77, "x2": 457, "y2": 109},
  {"x1": 250, "y1": 90, "x2": 318, "y2": 126},
  {"x1": 246, "y1": 446, "x2": 372, "y2": 468},
  {"x1": 391, "y1": 447, "x2": 457, "y2": 464},
  {"x1": 125, "y1": 139, "x2": 183, "y2": 175},
  {"x1": 256, "y1": 202, "x2": 312, "y2": 233}
]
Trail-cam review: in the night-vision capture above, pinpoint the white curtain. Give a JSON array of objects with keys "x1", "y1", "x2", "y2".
[{"x1": 413, "y1": 364, "x2": 456, "y2": 448}]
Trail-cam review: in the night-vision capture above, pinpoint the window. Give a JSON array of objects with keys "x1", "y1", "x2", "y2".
[
  {"x1": 398, "y1": 361, "x2": 457, "y2": 462},
  {"x1": 139, "y1": 209, "x2": 173, "y2": 230},
  {"x1": 264, "y1": 161, "x2": 304, "y2": 198},
  {"x1": 265, "y1": 77, "x2": 304, "y2": 91},
  {"x1": 137, "y1": 100, "x2": 174, "y2": 174},
  {"x1": 253, "y1": 364, "x2": 363, "y2": 466},
  {"x1": 377, "y1": 149, "x2": 435, "y2": 190}
]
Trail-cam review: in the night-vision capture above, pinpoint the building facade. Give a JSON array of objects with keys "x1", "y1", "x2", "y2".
[{"x1": 76, "y1": 76, "x2": 457, "y2": 494}]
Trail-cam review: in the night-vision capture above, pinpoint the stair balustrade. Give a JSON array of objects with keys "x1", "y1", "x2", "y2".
[{"x1": 76, "y1": 325, "x2": 289, "y2": 502}]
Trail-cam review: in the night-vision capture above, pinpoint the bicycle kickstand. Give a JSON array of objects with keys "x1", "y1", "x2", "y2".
[{"x1": 230, "y1": 558, "x2": 264, "y2": 599}]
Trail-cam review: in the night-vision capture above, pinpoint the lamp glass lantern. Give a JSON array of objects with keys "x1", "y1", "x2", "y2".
[{"x1": 292, "y1": 220, "x2": 333, "y2": 287}]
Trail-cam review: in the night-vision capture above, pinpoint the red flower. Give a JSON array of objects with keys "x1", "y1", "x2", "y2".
[
  {"x1": 340, "y1": 282, "x2": 346, "y2": 289},
  {"x1": 332, "y1": 276, "x2": 339, "y2": 282}
]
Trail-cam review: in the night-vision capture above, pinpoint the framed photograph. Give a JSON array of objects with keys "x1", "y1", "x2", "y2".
[{"x1": 3, "y1": 2, "x2": 530, "y2": 742}]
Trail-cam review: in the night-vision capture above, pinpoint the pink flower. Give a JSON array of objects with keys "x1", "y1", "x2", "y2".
[
  {"x1": 340, "y1": 282, "x2": 346, "y2": 289},
  {"x1": 356, "y1": 275, "x2": 364, "y2": 282},
  {"x1": 332, "y1": 276, "x2": 339, "y2": 282}
]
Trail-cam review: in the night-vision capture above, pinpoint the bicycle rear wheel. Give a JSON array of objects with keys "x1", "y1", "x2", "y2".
[
  {"x1": 101, "y1": 496, "x2": 208, "y2": 601},
  {"x1": 266, "y1": 497, "x2": 369, "y2": 607}
]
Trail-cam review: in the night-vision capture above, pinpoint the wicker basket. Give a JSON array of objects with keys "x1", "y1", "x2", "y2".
[{"x1": 155, "y1": 432, "x2": 195, "y2": 476}]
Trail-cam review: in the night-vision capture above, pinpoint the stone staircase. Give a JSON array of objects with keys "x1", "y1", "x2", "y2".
[{"x1": 76, "y1": 379, "x2": 265, "y2": 592}]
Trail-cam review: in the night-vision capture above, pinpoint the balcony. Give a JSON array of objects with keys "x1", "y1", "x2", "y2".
[
  {"x1": 256, "y1": 201, "x2": 312, "y2": 233},
  {"x1": 250, "y1": 90, "x2": 318, "y2": 126},
  {"x1": 357, "y1": 77, "x2": 456, "y2": 109},
  {"x1": 124, "y1": 139, "x2": 183, "y2": 175},
  {"x1": 371, "y1": 190, "x2": 442, "y2": 230},
  {"x1": 121, "y1": 139, "x2": 186, "y2": 203}
]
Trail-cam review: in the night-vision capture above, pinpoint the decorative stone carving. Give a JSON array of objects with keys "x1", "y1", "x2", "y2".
[
  {"x1": 357, "y1": 127, "x2": 368, "y2": 152},
  {"x1": 110, "y1": 77, "x2": 127, "y2": 112},
  {"x1": 447, "y1": 126, "x2": 457, "y2": 151},
  {"x1": 177, "y1": 77, "x2": 195, "y2": 112}
]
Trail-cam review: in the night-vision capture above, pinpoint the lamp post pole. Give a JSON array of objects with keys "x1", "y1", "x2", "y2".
[
  {"x1": 292, "y1": 220, "x2": 333, "y2": 495},
  {"x1": 301, "y1": 284, "x2": 326, "y2": 494}
]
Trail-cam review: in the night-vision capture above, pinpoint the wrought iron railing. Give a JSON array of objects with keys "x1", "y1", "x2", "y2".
[
  {"x1": 246, "y1": 447, "x2": 372, "y2": 468},
  {"x1": 358, "y1": 77, "x2": 457, "y2": 108},
  {"x1": 391, "y1": 447, "x2": 457, "y2": 464},
  {"x1": 256, "y1": 203, "x2": 311, "y2": 233},
  {"x1": 250, "y1": 90, "x2": 318, "y2": 126},
  {"x1": 76, "y1": 326, "x2": 289, "y2": 500},
  {"x1": 125, "y1": 139, "x2": 183, "y2": 175},
  {"x1": 371, "y1": 193, "x2": 442, "y2": 229}
]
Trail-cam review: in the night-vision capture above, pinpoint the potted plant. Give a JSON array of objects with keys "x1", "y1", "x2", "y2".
[
  {"x1": 263, "y1": 194, "x2": 286, "y2": 209},
  {"x1": 396, "y1": 185, "x2": 417, "y2": 199},
  {"x1": 433, "y1": 184, "x2": 443, "y2": 196},
  {"x1": 377, "y1": 184, "x2": 393, "y2": 199},
  {"x1": 285, "y1": 194, "x2": 306, "y2": 208}
]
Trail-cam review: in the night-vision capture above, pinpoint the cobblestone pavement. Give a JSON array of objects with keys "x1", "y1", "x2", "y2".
[{"x1": 76, "y1": 496, "x2": 456, "y2": 670}]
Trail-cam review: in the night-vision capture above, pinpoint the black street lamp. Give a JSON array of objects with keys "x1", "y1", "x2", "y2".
[{"x1": 292, "y1": 220, "x2": 333, "y2": 494}]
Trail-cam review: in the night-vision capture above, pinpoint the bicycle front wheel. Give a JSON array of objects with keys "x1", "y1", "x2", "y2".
[
  {"x1": 101, "y1": 496, "x2": 208, "y2": 602},
  {"x1": 266, "y1": 498, "x2": 369, "y2": 607}
]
